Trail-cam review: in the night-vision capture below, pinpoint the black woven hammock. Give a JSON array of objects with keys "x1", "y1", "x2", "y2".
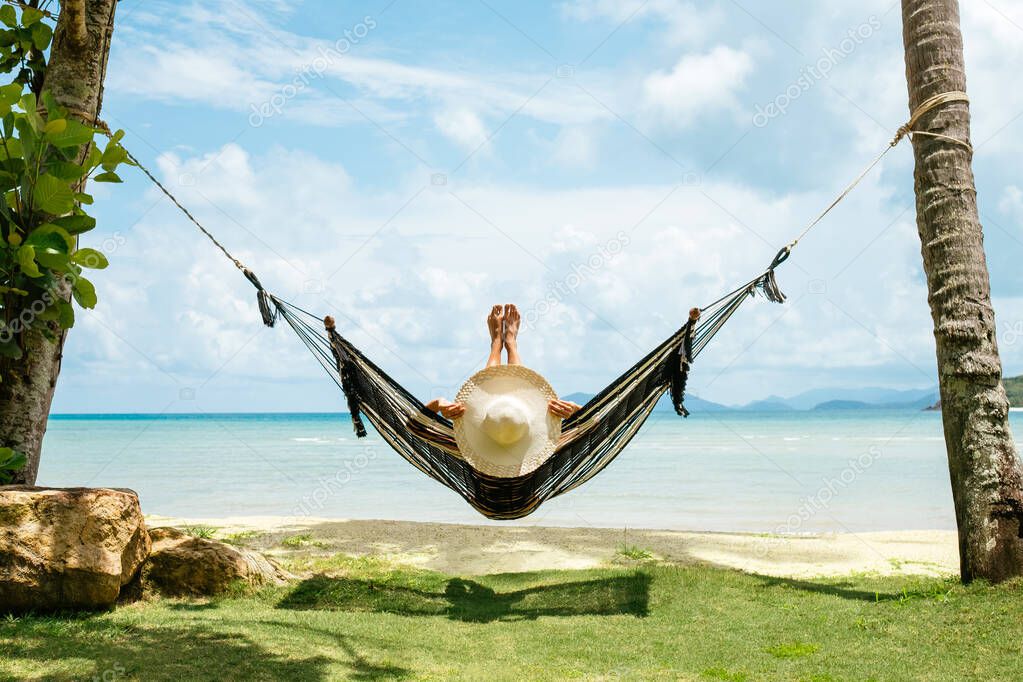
[{"x1": 252, "y1": 260, "x2": 787, "y2": 519}]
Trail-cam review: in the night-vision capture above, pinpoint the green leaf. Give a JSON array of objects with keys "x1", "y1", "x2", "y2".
[
  {"x1": 0, "y1": 337, "x2": 22, "y2": 360},
  {"x1": 32, "y1": 173, "x2": 75, "y2": 214},
  {"x1": 25, "y1": 229, "x2": 69, "y2": 269},
  {"x1": 32, "y1": 223, "x2": 74, "y2": 249},
  {"x1": 46, "y1": 161, "x2": 87, "y2": 181},
  {"x1": 43, "y1": 117, "x2": 93, "y2": 148},
  {"x1": 21, "y1": 7, "x2": 45, "y2": 25},
  {"x1": 93, "y1": 171, "x2": 121, "y2": 183},
  {"x1": 43, "y1": 118, "x2": 66, "y2": 135},
  {"x1": 0, "y1": 448, "x2": 27, "y2": 483},
  {"x1": 0, "y1": 285, "x2": 29, "y2": 295},
  {"x1": 56, "y1": 300, "x2": 75, "y2": 328},
  {"x1": 72, "y1": 248, "x2": 108, "y2": 269},
  {"x1": 0, "y1": 83, "x2": 21, "y2": 106},
  {"x1": 0, "y1": 137, "x2": 22, "y2": 160},
  {"x1": 75, "y1": 192, "x2": 93, "y2": 205},
  {"x1": 16, "y1": 244, "x2": 41, "y2": 277},
  {"x1": 72, "y1": 276, "x2": 97, "y2": 309},
  {"x1": 0, "y1": 6, "x2": 16, "y2": 28},
  {"x1": 100, "y1": 144, "x2": 128, "y2": 169},
  {"x1": 29, "y1": 21, "x2": 51, "y2": 49},
  {"x1": 18, "y1": 93, "x2": 43, "y2": 132},
  {"x1": 53, "y1": 214, "x2": 96, "y2": 235}
]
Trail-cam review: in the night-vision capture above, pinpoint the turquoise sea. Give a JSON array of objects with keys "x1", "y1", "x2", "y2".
[{"x1": 38, "y1": 410, "x2": 1023, "y2": 532}]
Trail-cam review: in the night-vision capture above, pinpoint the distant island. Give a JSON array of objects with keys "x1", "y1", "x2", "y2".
[
  {"x1": 564, "y1": 385, "x2": 942, "y2": 414},
  {"x1": 924, "y1": 375, "x2": 1022, "y2": 411},
  {"x1": 564, "y1": 376, "x2": 1023, "y2": 414}
]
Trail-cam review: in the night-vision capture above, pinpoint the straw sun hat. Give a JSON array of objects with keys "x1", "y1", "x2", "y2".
[{"x1": 453, "y1": 365, "x2": 562, "y2": 478}]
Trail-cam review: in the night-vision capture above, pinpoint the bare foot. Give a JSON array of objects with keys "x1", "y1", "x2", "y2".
[
  {"x1": 487, "y1": 305, "x2": 504, "y2": 344},
  {"x1": 503, "y1": 304, "x2": 520, "y2": 345}
]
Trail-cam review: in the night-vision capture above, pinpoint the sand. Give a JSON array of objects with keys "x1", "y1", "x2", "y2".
[{"x1": 146, "y1": 515, "x2": 959, "y2": 579}]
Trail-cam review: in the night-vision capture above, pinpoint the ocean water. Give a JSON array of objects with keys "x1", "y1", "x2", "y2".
[{"x1": 37, "y1": 410, "x2": 1023, "y2": 533}]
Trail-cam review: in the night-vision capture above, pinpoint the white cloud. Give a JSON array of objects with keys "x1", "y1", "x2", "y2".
[
  {"x1": 433, "y1": 108, "x2": 490, "y2": 154},
  {"x1": 551, "y1": 127, "x2": 598, "y2": 167},
  {"x1": 108, "y1": 3, "x2": 613, "y2": 130},
  {"x1": 562, "y1": 0, "x2": 725, "y2": 46},
  {"x1": 1000, "y1": 186, "x2": 1023, "y2": 214},
  {"x1": 642, "y1": 46, "x2": 754, "y2": 128},
  {"x1": 59, "y1": 137, "x2": 942, "y2": 411}
]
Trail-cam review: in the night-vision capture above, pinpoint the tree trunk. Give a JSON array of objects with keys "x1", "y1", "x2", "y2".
[
  {"x1": 0, "y1": 0, "x2": 117, "y2": 485},
  {"x1": 901, "y1": 0, "x2": 1023, "y2": 582}
]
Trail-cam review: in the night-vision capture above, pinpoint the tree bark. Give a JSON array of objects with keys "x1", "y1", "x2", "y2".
[
  {"x1": 901, "y1": 0, "x2": 1023, "y2": 582},
  {"x1": 0, "y1": 0, "x2": 117, "y2": 485}
]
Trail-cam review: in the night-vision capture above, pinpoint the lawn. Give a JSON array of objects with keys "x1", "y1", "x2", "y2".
[{"x1": 1, "y1": 553, "x2": 1021, "y2": 681}]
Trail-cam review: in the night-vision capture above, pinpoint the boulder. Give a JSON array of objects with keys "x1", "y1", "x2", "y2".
[
  {"x1": 0, "y1": 486, "x2": 151, "y2": 612},
  {"x1": 143, "y1": 527, "x2": 291, "y2": 597}
]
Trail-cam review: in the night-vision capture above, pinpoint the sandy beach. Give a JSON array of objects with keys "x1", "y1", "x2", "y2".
[{"x1": 146, "y1": 515, "x2": 959, "y2": 579}]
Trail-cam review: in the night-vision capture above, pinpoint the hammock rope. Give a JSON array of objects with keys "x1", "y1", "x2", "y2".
[{"x1": 97, "y1": 90, "x2": 970, "y2": 518}]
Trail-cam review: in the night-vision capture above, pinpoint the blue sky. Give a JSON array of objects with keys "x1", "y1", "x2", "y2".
[{"x1": 52, "y1": 0, "x2": 1023, "y2": 413}]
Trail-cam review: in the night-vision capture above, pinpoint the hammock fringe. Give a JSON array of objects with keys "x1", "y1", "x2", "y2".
[
  {"x1": 670, "y1": 320, "x2": 695, "y2": 417},
  {"x1": 257, "y1": 290, "x2": 278, "y2": 327},
  {"x1": 757, "y1": 269, "x2": 787, "y2": 304}
]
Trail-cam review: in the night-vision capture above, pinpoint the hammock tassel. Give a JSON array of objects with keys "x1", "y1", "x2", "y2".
[
  {"x1": 758, "y1": 269, "x2": 787, "y2": 304},
  {"x1": 670, "y1": 319, "x2": 696, "y2": 418},
  {"x1": 243, "y1": 268, "x2": 279, "y2": 327},
  {"x1": 324, "y1": 317, "x2": 368, "y2": 438},
  {"x1": 256, "y1": 290, "x2": 277, "y2": 327}
]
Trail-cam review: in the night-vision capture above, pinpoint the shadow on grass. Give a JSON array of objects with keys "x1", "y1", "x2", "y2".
[
  {"x1": 1, "y1": 616, "x2": 342, "y2": 680},
  {"x1": 751, "y1": 574, "x2": 958, "y2": 603},
  {"x1": 277, "y1": 572, "x2": 652, "y2": 623}
]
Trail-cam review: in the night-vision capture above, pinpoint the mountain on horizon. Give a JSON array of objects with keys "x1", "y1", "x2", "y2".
[{"x1": 562, "y1": 385, "x2": 941, "y2": 413}]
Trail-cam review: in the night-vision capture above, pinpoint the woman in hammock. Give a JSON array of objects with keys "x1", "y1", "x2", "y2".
[{"x1": 425, "y1": 304, "x2": 583, "y2": 420}]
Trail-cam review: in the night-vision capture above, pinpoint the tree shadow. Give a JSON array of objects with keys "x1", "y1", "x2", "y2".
[
  {"x1": 276, "y1": 571, "x2": 651, "y2": 623},
  {"x1": 750, "y1": 573, "x2": 957, "y2": 602},
  {"x1": 260, "y1": 620, "x2": 410, "y2": 680},
  {"x1": 2, "y1": 616, "x2": 336, "y2": 680}
]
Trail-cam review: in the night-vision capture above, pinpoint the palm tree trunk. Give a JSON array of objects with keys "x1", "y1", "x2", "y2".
[
  {"x1": 0, "y1": 0, "x2": 118, "y2": 485},
  {"x1": 901, "y1": 0, "x2": 1023, "y2": 582}
]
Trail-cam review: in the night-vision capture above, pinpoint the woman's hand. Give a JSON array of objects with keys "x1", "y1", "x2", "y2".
[
  {"x1": 548, "y1": 399, "x2": 582, "y2": 419},
  {"x1": 427, "y1": 397, "x2": 466, "y2": 419}
]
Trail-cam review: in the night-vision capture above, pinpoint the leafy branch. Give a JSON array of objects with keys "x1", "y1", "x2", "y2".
[{"x1": 0, "y1": 2, "x2": 130, "y2": 364}]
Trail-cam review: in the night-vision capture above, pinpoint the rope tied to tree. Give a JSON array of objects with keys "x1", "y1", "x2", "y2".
[
  {"x1": 891, "y1": 90, "x2": 972, "y2": 149},
  {"x1": 782, "y1": 90, "x2": 971, "y2": 255}
]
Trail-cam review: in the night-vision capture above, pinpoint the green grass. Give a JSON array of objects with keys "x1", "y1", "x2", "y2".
[
  {"x1": 2, "y1": 556, "x2": 1022, "y2": 681},
  {"x1": 181, "y1": 525, "x2": 217, "y2": 539},
  {"x1": 617, "y1": 544, "x2": 654, "y2": 560}
]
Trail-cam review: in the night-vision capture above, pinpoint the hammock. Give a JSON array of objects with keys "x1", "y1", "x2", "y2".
[
  {"x1": 111, "y1": 89, "x2": 969, "y2": 519},
  {"x1": 257, "y1": 264, "x2": 786, "y2": 519}
]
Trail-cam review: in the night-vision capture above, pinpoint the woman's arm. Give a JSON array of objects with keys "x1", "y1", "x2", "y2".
[{"x1": 426, "y1": 397, "x2": 466, "y2": 419}]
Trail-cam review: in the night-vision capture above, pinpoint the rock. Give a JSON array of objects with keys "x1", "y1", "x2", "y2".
[
  {"x1": 143, "y1": 527, "x2": 291, "y2": 597},
  {"x1": 0, "y1": 486, "x2": 151, "y2": 612}
]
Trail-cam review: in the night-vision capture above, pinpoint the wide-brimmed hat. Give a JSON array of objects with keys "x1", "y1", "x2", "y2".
[{"x1": 453, "y1": 365, "x2": 562, "y2": 478}]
